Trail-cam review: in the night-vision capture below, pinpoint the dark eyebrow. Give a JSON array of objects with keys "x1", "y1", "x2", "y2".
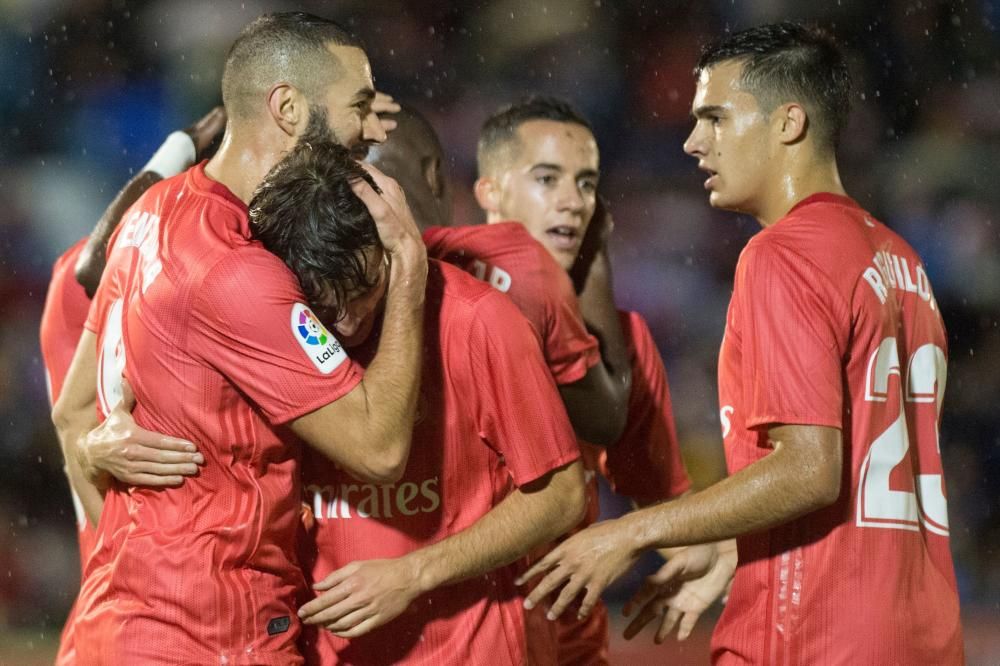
[
  {"x1": 691, "y1": 104, "x2": 725, "y2": 120},
  {"x1": 530, "y1": 163, "x2": 600, "y2": 180}
]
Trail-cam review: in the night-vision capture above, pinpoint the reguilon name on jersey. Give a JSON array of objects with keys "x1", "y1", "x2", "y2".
[{"x1": 291, "y1": 302, "x2": 347, "y2": 374}]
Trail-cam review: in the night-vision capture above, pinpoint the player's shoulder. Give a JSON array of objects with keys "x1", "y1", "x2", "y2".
[
  {"x1": 616, "y1": 309, "x2": 660, "y2": 359},
  {"x1": 427, "y1": 221, "x2": 548, "y2": 258},
  {"x1": 199, "y1": 242, "x2": 299, "y2": 300},
  {"x1": 765, "y1": 193, "x2": 873, "y2": 247},
  {"x1": 617, "y1": 309, "x2": 650, "y2": 340},
  {"x1": 433, "y1": 259, "x2": 495, "y2": 304},
  {"x1": 50, "y1": 237, "x2": 88, "y2": 279},
  {"x1": 434, "y1": 259, "x2": 527, "y2": 324}
]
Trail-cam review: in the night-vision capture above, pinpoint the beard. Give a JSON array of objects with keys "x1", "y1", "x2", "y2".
[
  {"x1": 297, "y1": 104, "x2": 340, "y2": 147},
  {"x1": 297, "y1": 104, "x2": 375, "y2": 159}
]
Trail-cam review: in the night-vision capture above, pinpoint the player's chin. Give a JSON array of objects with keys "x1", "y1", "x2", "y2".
[
  {"x1": 707, "y1": 189, "x2": 736, "y2": 211},
  {"x1": 546, "y1": 247, "x2": 577, "y2": 272}
]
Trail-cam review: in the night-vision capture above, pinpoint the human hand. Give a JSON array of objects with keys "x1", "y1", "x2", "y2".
[
  {"x1": 183, "y1": 106, "x2": 227, "y2": 160},
  {"x1": 373, "y1": 91, "x2": 401, "y2": 134},
  {"x1": 298, "y1": 556, "x2": 423, "y2": 637},
  {"x1": 353, "y1": 163, "x2": 427, "y2": 270},
  {"x1": 570, "y1": 194, "x2": 614, "y2": 294},
  {"x1": 78, "y1": 378, "x2": 202, "y2": 489},
  {"x1": 516, "y1": 518, "x2": 642, "y2": 621},
  {"x1": 623, "y1": 541, "x2": 736, "y2": 643}
]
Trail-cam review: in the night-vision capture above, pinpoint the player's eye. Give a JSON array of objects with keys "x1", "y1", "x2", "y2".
[
  {"x1": 578, "y1": 179, "x2": 598, "y2": 194},
  {"x1": 536, "y1": 174, "x2": 557, "y2": 186}
]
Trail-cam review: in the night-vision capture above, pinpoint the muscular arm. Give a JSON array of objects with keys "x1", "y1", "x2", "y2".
[
  {"x1": 51, "y1": 331, "x2": 105, "y2": 525},
  {"x1": 75, "y1": 172, "x2": 162, "y2": 297},
  {"x1": 289, "y1": 167, "x2": 427, "y2": 484},
  {"x1": 627, "y1": 425, "x2": 842, "y2": 547},
  {"x1": 298, "y1": 460, "x2": 586, "y2": 636},
  {"x1": 76, "y1": 108, "x2": 225, "y2": 296},
  {"x1": 521, "y1": 424, "x2": 842, "y2": 618},
  {"x1": 410, "y1": 460, "x2": 585, "y2": 590},
  {"x1": 561, "y1": 251, "x2": 631, "y2": 444},
  {"x1": 563, "y1": 200, "x2": 631, "y2": 445}
]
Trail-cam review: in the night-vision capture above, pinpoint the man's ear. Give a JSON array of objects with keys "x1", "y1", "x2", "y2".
[
  {"x1": 473, "y1": 176, "x2": 501, "y2": 214},
  {"x1": 775, "y1": 102, "x2": 808, "y2": 145},
  {"x1": 423, "y1": 156, "x2": 444, "y2": 198},
  {"x1": 266, "y1": 83, "x2": 304, "y2": 138}
]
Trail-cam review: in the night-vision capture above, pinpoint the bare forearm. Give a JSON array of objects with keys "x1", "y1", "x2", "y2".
[
  {"x1": 570, "y1": 251, "x2": 631, "y2": 442},
  {"x1": 408, "y1": 461, "x2": 585, "y2": 593},
  {"x1": 52, "y1": 332, "x2": 106, "y2": 525},
  {"x1": 351, "y1": 253, "x2": 425, "y2": 451},
  {"x1": 76, "y1": 171, "x2": 162, "y2": 296},
  {"x1": 62, "y1": 424, "x2": 105, "y2": 526},
  {"x1": 625, "y1": 433, "x2": 841, "y2": 552}
]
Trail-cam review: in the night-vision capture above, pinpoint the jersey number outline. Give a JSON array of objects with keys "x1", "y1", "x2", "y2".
[
  {"x1": 857, "y1": 338, "x2": 949, "y2": 535},
  {"x1": 97, "y1": 297, "x2": 126, "y2": 416}
]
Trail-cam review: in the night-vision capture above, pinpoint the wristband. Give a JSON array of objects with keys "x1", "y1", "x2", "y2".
[{"x1": 141, "y1": 131, "x2": 197, "y2": 178}]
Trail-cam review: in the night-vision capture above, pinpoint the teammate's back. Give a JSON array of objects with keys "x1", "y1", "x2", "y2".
[{"x1": 423, "y1": 222, "x2": 599, "y2": 384}]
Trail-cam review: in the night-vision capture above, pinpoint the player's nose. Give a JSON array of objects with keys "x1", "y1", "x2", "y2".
[
  {"x1": 557, "y1": 180, "x2": 586, "y2": 214},
  {"x1": 363, "y1": 110, "x2": 387, "y2": 144},
  {"x1": 335, "y1": 314, "x2": 362, "y2": 338},
  {"x1": 683, "y1": 126, "x2": 705, "y2": 157}
]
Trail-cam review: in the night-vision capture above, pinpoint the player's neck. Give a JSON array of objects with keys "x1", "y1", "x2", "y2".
[
  {"x1": 756, "y1": 157, "x2": 846, "y2": 228},
  {"x1": 204, "y1": 128, "x2": 290, "y2": 205}
]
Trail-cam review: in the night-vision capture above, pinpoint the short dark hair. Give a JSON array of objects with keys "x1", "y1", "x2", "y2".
[
  {"x1": 223, "y1": 12, "x2": 364, "y2": 120},
  {"x1": 367, "y1": 103, "x2": 450, "y2": 229},
  {"x1": 477, "y1": 95, "x2": 594, "y2": 176},
  {"x1": 696, "y1": 22, "x2": 851, "y2": 153},
  {"x1": 249, "y1": 141, "x2": 382, "y2": 322}
]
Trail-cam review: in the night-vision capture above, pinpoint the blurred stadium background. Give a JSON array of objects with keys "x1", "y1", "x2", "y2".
[{"x1": 1, "y1": 0, "x2": 997, "y2": 663}]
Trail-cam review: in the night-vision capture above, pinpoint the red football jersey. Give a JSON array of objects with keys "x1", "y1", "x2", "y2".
[
  {"x1": 712, "y1": 194, "x2": 962, "y2": 664},
  {"x1": 298, "y1": 260, "x2": 581, "y2": 666},
  {"x1": 423, "y1": 222, "x2": 600, "y2": 385},
  {"x1": 74, "y1": 163, "x2": 363, "y2": 665},
  {"x1": 38, "y1": 237, "x2": 98, "y2": 666}
]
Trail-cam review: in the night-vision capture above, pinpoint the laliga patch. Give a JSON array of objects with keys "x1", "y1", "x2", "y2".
[{"x1": 291, "y1": 302, "x2": 347, "y2": 374}]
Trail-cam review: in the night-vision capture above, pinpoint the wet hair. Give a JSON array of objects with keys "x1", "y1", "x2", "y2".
[
  {"x1": 477, "y1": 95, "x2": 594, "y2": 176},
  {"x1": 696, "y1": 21, "x2": 851, "y2": 154},
  {"x1": 222, "y1": 12, "x2": 364, "y2": 120},
  {"x1": 249, "y1": 141, "x2": 381, "y2": 321}
]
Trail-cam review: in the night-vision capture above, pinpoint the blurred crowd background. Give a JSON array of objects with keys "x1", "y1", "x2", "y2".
[{"x1": 1, "y1": 0, "x2": 997, "y2": 662}]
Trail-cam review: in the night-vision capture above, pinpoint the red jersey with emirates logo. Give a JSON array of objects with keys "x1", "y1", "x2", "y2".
[
  {"x1": 298, "y1": 260, "x2": 580, "y2": 665},
  {"x1": 39, "y1": 237, "x2": 97, "y2": 666},
  {"x1": 712, "y1": 193, "x2": 962, "y2": 665},
  {"x1": 423, "y1": 222, "x2": 600, "y2": 384},
  {"x1": 75, "y1": 162, "x2": 363, "y2": 665}
]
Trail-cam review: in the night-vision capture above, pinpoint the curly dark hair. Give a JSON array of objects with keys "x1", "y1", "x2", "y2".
[
  {"x1": 696, "y1": 22, "x2": 852, "y2": 154},
  {"x1": 477, "y1": 95, "x2": 594, "y2": 176},
  {"x1": 249, "y1": 141, "x2": 382, "y2": 322}
]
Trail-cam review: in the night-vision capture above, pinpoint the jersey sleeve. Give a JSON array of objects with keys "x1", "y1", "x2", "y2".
[
  {"x1": 735, "y1": 240, "x2": 848, "y2": 430},
  {"x1": 189, "y1": 249, "x2": 363, "y2": 426},
  {"x1": 602, "y1": 311, "x2": 691, "y2": 502},
  {"x1": 467, "y1": 290, "x2": 580, "y2": 486},
  {"x1": 40, "y1": 241, "x2": 91, "y2": 404}
]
